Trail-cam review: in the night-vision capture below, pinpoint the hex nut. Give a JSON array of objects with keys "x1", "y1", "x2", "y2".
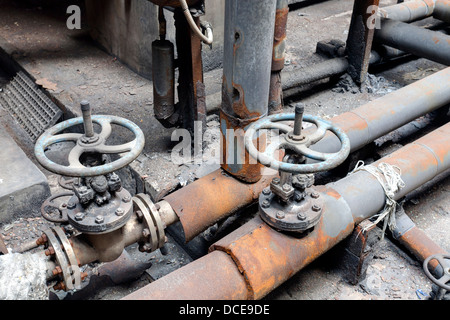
[
  {"x1": 115, "y1": 208, "x2": 125, "y2": 216},
  {"x1": 95, "y1": 215, "x2": 104, "y2": 224},
  {"x1": 75, "y1": 212, "x2": 85, "y2": 221},
  {"x1": 262, "y1": 200, "x2": 271, "y2": 208},
  {"x1": 276, "y1": 211, "x2": 285, "y2": 219},
  {"x1": 262, "y1": 188, "x2": 271, "y2": 196},
  {"x1": 312, "y1": 205, "x2": 322, "y2": 212},
  {"x1": 311, "y1": 192, "x2": 320, "y2": 199}
]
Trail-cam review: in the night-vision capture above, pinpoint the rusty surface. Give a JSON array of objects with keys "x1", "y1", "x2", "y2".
[
  {"x1": 125, "y1": 123, "x2": 450, "y2": 300},
  {"x1": 211, "y1": 187, "x2": 355, "y2": 300},
  {"x1": 272, "y1": 5, "x2": 289, "y2": 72},
  {"x1": 346, "y1": 0, "x2": 380, "y2": 84},
  {"x1": 220, "y1": 109, "x2": 267, "y2": 183},
  {"x1": 164, "y1": 168, "x2": 277, "y2": 242},
  {"x1": 122, "y1": 250, "x2": 249, "y2": 300},
  {"x1": 398, "y1": 227, "x2": 447, "y2": 271},
  {"x1": 268, "y1": 72, "x2": 284, "y2": 115},
  {"x1": 0, "y1": 233, "x2": 8, "y2": 255}
]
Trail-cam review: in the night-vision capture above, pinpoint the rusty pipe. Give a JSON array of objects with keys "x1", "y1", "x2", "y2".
[
  {"x1": 161, "y1": 67, "x2": 450, "y2": 243},
  {"x1": 379, "y1": 0, "x2": 437, "y2": 22},
  {"x1": 434, "y1": 0, "x2": 450, "y2": 23},
  {"x1": 124, "y1": 122, "x2": 450, "y2": 300},
  {"x1": 269, "y1": 0, "x2": 289, "y2": 115},
  {"x1": 221, "y1": 0, "x2": 277, "y2": 182},
  {"x1": 374, "y1": 18, "x2": 450, "y2": 66},
  {"x1": 392, "y1": 211, "x2": 447, "y2": 271}
]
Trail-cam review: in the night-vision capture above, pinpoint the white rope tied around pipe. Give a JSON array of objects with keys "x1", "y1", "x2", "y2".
[
  {"x1": 179, "y1": 0, "x2": 214, "y2": 45},
  {"x1": 349, "y1": 161, "x2": 406, "y2": 240}
]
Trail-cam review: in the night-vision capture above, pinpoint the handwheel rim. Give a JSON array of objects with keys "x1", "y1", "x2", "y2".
[
  {"x1": 35, "y1": 115, "x2": 145, "y2": 177},
  {"x1": 244, "y1": 113, "x2": 351, "y2": 174}
]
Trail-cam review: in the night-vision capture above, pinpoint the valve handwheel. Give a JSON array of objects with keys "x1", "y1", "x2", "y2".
[
  {"x1": 35, "y1": 101, "x2": 145, "y2": 177},
  {"x1": 423, "y1": 253, "x2": 450, "y2": 292},
  {"x1": 244, "y1": 104, "x2": 350, "y2": 174}
]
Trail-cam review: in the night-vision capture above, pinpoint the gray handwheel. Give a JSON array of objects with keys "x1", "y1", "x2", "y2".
[
  {"x1": 423, "y1": 254, "x2": 450, "y2": 292},
  {"x1": 244, "y1": 106, "x2": 350, "y2": 174},
  {"x1": 35, "y1": 104, "x2": 145, "y2": 177}
]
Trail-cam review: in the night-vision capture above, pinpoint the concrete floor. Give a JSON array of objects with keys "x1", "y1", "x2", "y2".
[{"x1": 0, "y1": 0, "x2": 448, "y2": 301}]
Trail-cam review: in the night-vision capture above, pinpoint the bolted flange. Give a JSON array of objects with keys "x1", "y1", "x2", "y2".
[{"x1": 258, "y1": 187, "x2": 323, "y2": 233}]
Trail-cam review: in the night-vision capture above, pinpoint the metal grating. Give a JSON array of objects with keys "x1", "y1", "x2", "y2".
[{"x1": 0, "y1": 71, "x2": 63, "y2": 142}]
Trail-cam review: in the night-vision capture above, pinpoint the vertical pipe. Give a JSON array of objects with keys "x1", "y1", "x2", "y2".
[
  {"x1": 221, "y1": 0, "x2": 277, "y2": 183},
  {"x1": 346, "y1": 0, "x2": 380, "y2": 84},
  {"x1": 269, "y1": 0, "x2": 289, "y2": 114}
]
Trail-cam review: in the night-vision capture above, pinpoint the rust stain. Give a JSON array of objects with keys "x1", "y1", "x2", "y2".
[{"x1": 400, "y1": 227, "x2": 447, "y2": 270}]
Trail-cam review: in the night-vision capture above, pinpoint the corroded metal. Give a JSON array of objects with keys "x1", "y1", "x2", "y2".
[
  {"x1": 122, "y1": 250, "x2": 249, "y2": 300},
  {"x1": 163, "y1": 168, "x2": 278, "y2": 242},
  {"x1": 346, "y1": 0, "x2": 380, "y2": 84},
  {"x1": 221, "y1": 0, "x2": 277, "y2": 182},
  {"x1": 123, "y1": 122, "x2": 450, "y2": 300},
  {"x1": 374, "y1": 18, "x2": 450, "y2": 66}
]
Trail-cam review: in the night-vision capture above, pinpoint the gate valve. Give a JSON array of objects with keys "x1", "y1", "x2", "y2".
[
  {"x1": 244, "y1": 104, "x2": 350, "y2": 233},
  {"x1": 35, "y1": 101, "x2": 145, "y2": 234}
]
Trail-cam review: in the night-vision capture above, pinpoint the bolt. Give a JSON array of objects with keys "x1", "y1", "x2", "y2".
[
  {"x1": 262, "y1": 200, "x2": 271, "y2": 208},
  {"x1": 297, "y1": 213, "x2": 306, "y2": 221},
  {"x1": 81, "y1": 272, "x2": 88, "y2": 281},
  {"x1": 36, "y1": 234, "x2": 48, "y2": 246},
  {"x1": 95, "y1": 215, "x2": 104, "y2": 224},
  {"x1": 312, "y1": 204, "x2": 322, "y2": 212},
  {"x1": 75, "y1": 212, "x2": 85, "y2": 221},
  {"x1": 53, "y1": 282, "x2": 66, "y2": 291},
  {"x1": 294, "y1": 193, "x2": 303, "y2": 202},
  {"x1": 122, "y1": 196, "x2": 131, "y2": 203},
  {"x1": 282, "y1": 184, "x2": 291, "y2": 192},
  {"x1": 276, "y1": 211, "x2": 285, "y2": 219},
  {"x1": 142, "y1": 228, "x2": 151, "y2": 238},
  {"x1": 52, "y1": 266, "x2": 62, "y2": 276},
  {"x1": 272, "y1": 178, "x2": 280, "y2": 185},
  {"x1": 67, "y1": 202, "x2": 76, "y2": 209},
  {"x1": 136, "y1": 210, "x2": 144, "y2": 221},
  {"x1": 155, "y1": 203, "x2": 161, "y2": 211},
  {"x1": 80, "y1": 186, "x2": 88, "y2": 193},
  {"x1": 311, "y1": 192, "x2": 320, "y2": 199},
  {"x1": 115, "y1": 208, "x2": 125, "y2": 216},
  {"x1": 45, "y1": 247, "x2": 55, "y2": 256},
  {"x1": 262, "y1": 188, "x2": 271, "y2": 196}
]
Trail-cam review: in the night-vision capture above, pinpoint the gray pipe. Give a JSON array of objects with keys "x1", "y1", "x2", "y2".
[{"x1": 374, "y1": 18, "x2": 450, "y2": 66}]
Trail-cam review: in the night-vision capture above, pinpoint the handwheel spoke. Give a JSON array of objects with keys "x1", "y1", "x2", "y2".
[
  {"x1": 96, "y1": 140, "x2": 136, "y2": 154},
  {"x1": 45, "y1": 133, "x2": 83, "y2": 147},
  {"x1": 97, "y1": 118, "x2": 113, "y2": 140},
  {"x1": 263, "y1": 139, "x2": 285, "y2": 158},
  {"x1": 265, "y1": 122, "x2": 293, "y2": 134},
  {"x1": 435, "y1": 256, "x2": 449, "y2": 270},
  {"x1": 308, "y1": 121, "x2": 329, "y2": 144},
  {"x1": 292, "y1": 144, "x2": 334, "y2": 161},
  {"x1": 438, "y1": 273, "x2": 450, "y2": 284},
  {"x1": 67, "y1": 145, "x2": 85, "y2": 168}
]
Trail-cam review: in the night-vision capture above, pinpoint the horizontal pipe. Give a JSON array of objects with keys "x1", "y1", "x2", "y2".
[
  {"x1": 434, "y1": 0, "x2": 450, "y2": 23},
  {"x1": 374, "y1": 18, "x2": 450, "y2": 66},
  {"x1": 124, "y1": 122, "x2": 450, "y2": 300},
  {"x1": 163, "y1": 67, "x2": 450, "y2": 242},
  {"x1": 379, "y1": 0, "x2": 437, "y2": 22}
]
